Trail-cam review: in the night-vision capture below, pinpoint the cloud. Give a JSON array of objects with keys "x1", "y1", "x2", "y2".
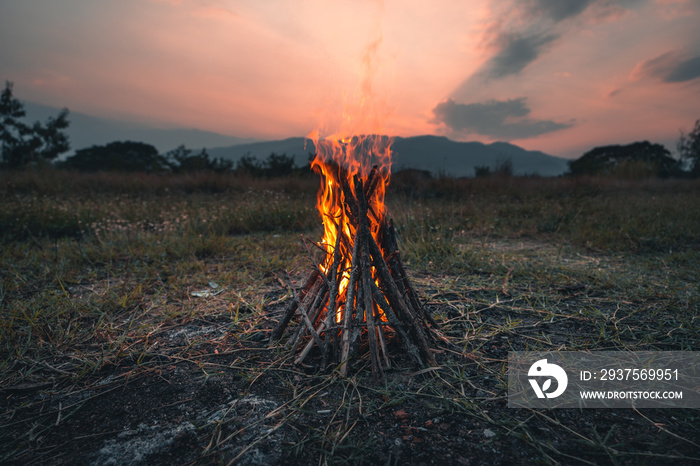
[
  {"x1": 526, "y1": 0, "x2": 596, "y2": 21},
  {"x1": 633, "y1": 51, "x2": 700, "y2": 83},
  {"x1": 469, "y1": 0, "x2": 646, "y2": 83},
  {"x1": 485, "y1": 32, "x2": 559, "y2": 79},
  {"x1": 523, "y1": 0, "x2": 647, "y2": 24},
  {"x1": 431, "y1": 98, "x2": 572, "y2": 139},
  {"x1": 666, "y1": 55, "x2": 700, "y2": 82}
]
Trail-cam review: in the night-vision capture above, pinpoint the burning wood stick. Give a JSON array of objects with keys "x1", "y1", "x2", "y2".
[
  {"x1": 301, "y1": 235, "x2": 331, "y2": 289},
  {"x1": 271, "y1": 136, "x2": 439, "y2": 380},
  {"x1": 370, "y1": 281, "x2": 422, "y2": 368},
  {"x1": 356, "y1": 176, "x2": 384, "y2": 380},
  {"x1": 364, "y1": 165, "x2": 380, "y2": 200},
  {"x1": 270, "y1": 269, "x2": 320, "y2": 342},
  {"x1": 285, "y1": 272, "x2": 324, "y2": 353},
  {"x1": 297, "y1": 320, "x2": 327, "y2": 365},
  {"x1": 375, "y1": 309, "x2": 391, "y2": 369},
  {"x1": 339, "y1": 226, "x2": 362, "y2": 376},
  {"x1": 383, "y1": 220, "x2": 439, "y2": 329},
  {"x1": 287, "y1": 286, "x2": 328, "y2": 352},
  {"x1": 322, "y1": 232, "x2": 342, "y2": 367}
]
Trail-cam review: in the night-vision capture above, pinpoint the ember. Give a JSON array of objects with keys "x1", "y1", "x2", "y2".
[{"x1": 271, "y1": 134, "x2": 437, "y2": 380}]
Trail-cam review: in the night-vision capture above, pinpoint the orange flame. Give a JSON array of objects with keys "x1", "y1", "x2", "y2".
[
  {"x1": 307, "y1": 132, "x2": 392, "y2": 323},
  {"x1": 306, "y1": 20, "x2": 392, "y2": 326}
]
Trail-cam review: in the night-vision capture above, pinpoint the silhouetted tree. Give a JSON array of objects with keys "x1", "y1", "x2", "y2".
[
  {"x1": 263, "y1": 153, "x2": 296, "y2": 177},
  {"x1": 236, "y1": 153, "x2": 262, "y2": 176},
  {"x1": 60, "y1": 141, "x2": 168, "y2": 172},
  {"x1": 474, "y1": 165, "x2": 491, "y2": 177},
  {"x1": 473, "y1": 157, "x2": 513, "y2": 177},
  {"x1": 678, "y1": 119, "x2": 700, "y2": 177},
  {"x1": 235, "y1": 152, "x2": 297, "y2": 177},
  {"x1": 166, "y1": 145, "x2": 233, "y2": 173},
  {"x1": 494, "y1": 156, "x2": 513, "y2": 177},
  {"x1": 0, "y1": 81, "x2": 70, "y2": 168},
  {"x1": 568, "y1": 141, "x2": 681, "y2": 178}
]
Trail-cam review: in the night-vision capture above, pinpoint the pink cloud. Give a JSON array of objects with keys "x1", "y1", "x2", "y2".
[{"x1": 630, "y1": 51, "x2": 679, "y2": 81}]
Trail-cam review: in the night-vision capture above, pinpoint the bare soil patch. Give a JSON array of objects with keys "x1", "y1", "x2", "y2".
[{"x1": 3, "y1": 291, "x2": 698, "y2": 465}]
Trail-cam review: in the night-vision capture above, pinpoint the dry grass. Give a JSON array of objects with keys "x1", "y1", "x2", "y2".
[{"x1": 1, "y1": 170, "x2": 699, "y2": 464}]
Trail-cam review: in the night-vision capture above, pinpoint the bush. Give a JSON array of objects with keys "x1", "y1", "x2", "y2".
[
  {"x1": 568, "y1": 141, "x2": 681, "y2": 178},
  {"x1": 165, "y1": 145, "x2": 233, "y2": 173},
  {"x1": 59, "y1": 141, "x2": 169, "y2": 172},
  {"x1": 235, "y1": 153, "x2": 298, "y2": 177},
  {"x1": 494, "y1": 156, "x2": 513, "y2": 177},
  {"x1": 474, "y1": 165, "x2": 491, "y2": 177}
]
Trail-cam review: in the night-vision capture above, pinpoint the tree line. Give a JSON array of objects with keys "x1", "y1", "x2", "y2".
[
  {"x1": 2, "y1": 81, "x2": 700, "y2": 178},
  {"x1": 59, "y1": 142, "x2": 236, "y2": 174}
]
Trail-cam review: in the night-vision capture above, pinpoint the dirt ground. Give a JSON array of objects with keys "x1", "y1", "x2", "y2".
[{"x1": 3, "y1": 294, "x2": 698, "y2": 466}]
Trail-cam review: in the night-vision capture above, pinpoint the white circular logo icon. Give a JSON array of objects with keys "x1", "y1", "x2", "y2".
[{"x1": 528, "y1": 359, "x2": 568, "y2": 399}]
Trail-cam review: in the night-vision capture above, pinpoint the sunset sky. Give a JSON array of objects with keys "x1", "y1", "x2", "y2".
[{"x1": 1, "y1": 0, "x2": 699, "y2": 158}]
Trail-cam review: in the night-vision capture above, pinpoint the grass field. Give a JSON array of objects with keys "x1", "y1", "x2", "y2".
[{"x1": 1, "y1": 169, "x2": 699, "y2": 464}]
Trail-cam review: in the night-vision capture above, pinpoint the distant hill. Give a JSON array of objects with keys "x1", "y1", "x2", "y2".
[
  {"x1": 208, "y1": 135, "x2": 569, "y2": 177},
  {"x1": 19, "y1": 101, "x2": 569, "y2": 175},
  {"x1": 22, "y1": 101, "x2": 256, "y2": 155}
]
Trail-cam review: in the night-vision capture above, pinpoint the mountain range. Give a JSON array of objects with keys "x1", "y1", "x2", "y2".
[
  {"x1": 23, "y1": 101, "x2": 570, "y2": 177},
  {"x1": 208, "y1": 136, "x2": 570, "y2": 177},
  {"x1": 23, "y1": 101, "x2": 255, "y2": 154}
]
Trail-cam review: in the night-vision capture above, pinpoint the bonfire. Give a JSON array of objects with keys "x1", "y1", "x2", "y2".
[{"x1": 271, "y1": 133, "x2": 438, "y2": 380}]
